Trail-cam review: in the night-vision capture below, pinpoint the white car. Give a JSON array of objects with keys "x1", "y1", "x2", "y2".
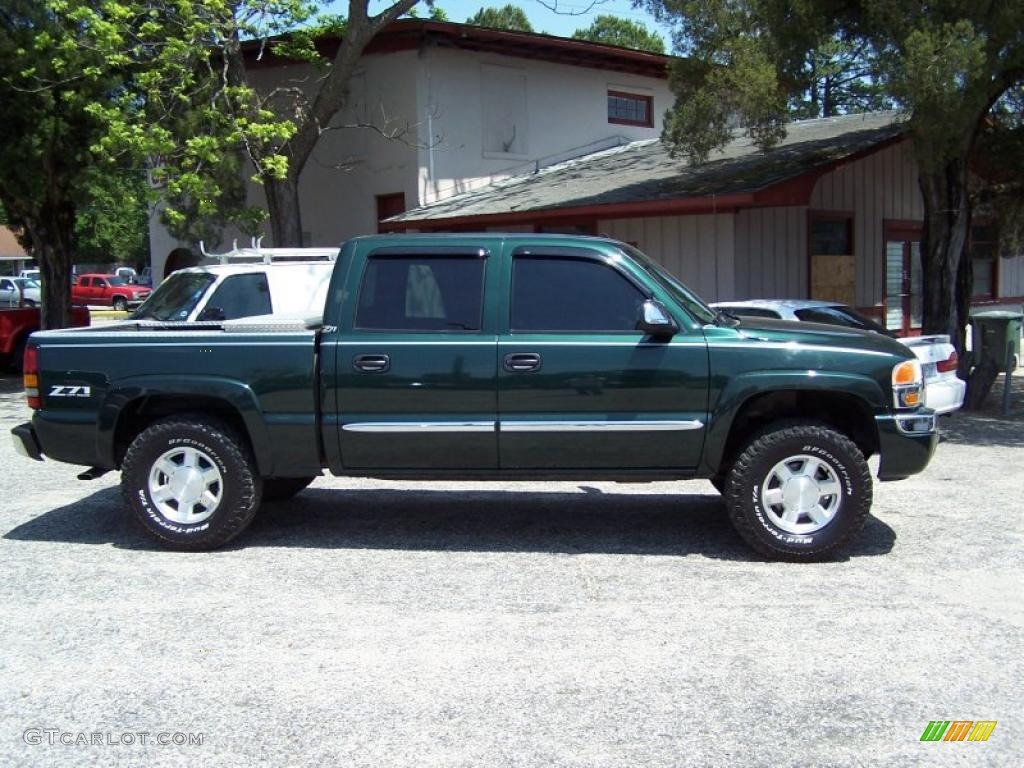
[
  {"x1": 0, "y1": 276, "x2": 41, "y2": 307},
  {"x1": 711, "y1": 299, "x2": 966, "y2": 415},
  {"x1": 131, "y1": 261, "x2": 334, "y2": 323},
  {"x1": 18, "y1": 269, "x2": 40, "y2": 282}
]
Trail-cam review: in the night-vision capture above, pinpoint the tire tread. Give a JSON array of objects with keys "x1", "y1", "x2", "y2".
[{"x1": 724, "y1": 421, "x2": 872, "y2": 562}]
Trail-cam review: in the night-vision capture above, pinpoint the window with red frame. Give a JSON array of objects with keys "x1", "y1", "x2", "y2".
[{"x1": 607, "y1": 91, "x2": 653, "y2": 128}]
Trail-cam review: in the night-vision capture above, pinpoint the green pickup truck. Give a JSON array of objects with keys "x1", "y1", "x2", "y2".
[{"x1": 12, "y1": 234, "x2": 937, "y2": 560}]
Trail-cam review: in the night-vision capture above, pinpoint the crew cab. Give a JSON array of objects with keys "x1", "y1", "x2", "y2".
[
  {"x1": 12, "y1": 235, "x2": 939, "y2": 560},
  {"x1": 72, "y1": 273, "x2": 151, "y2": 310},
  {"x1": 1, "y1": 305, "x2": 90, "y2": 372}
]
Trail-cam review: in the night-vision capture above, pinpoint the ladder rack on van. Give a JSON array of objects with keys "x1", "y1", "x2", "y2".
[{"x1": 198, "y1": 237, "x2": 338, "y2": 265}]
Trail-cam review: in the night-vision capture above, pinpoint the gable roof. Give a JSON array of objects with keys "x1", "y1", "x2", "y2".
[
  {"x1": 246, "y1": 19, "x2": 672, "y2": 79},
  {"x1": 384, "y1": 111, "x2": 906, "y2": 229}
]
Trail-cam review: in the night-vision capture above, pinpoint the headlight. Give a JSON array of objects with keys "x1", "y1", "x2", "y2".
[{"x1": 892, "y1": 359, "x2": 923, "y2": 408}]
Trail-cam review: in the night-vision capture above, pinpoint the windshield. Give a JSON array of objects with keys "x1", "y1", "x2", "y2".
[
  {"x1": 131, "y1": 272, "x2": 216, "y2": 321},
  {"x1": 617, "y1": 243, "x2": 718, "y2": 325},
  {"x1": 106, "y1": 276, "x2": 127, "y2": 286},
  {"x1": 13, "y1": 278, "x2": 38, "y2": 289},
  {"x1": 793, "y1": 305, "x2": 892, "y2": 335}
]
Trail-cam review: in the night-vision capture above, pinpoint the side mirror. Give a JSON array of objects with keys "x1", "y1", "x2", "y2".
[{"x1": 637, "y1": 299, "x2": 678, "y2": 337}]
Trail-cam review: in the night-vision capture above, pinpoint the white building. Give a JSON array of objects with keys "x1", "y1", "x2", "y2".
[{"x1": 148, "y1": 20, "x2": 673, "y2": 280}]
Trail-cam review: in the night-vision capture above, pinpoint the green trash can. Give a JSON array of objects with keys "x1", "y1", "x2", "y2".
[{"x1": 971, "y1": 311, "x2": 1022, "y2": 372}]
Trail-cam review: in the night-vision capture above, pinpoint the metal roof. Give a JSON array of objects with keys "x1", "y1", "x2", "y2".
[{"x1": 386, "y1": 112, "x2": 904, "y2": 226}]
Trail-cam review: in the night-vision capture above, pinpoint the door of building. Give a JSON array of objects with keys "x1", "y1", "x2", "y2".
[{"x1": 884, "y1": 225, "x2": 923, "y2": 335}]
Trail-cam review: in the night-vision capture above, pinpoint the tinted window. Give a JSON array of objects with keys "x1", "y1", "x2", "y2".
[
  {"x1": 201, "y1": 273, "x2": 272, "y2": 320},
  {"x1": 356, "y1": 256, "x2": 485, "y2": 331},
  {"x1": 512, "y1": 256, "x2": 645, "y2": 332},
  {"x1": 721, "y1": 307, "x2": 782, "y2": 319},
  {"x1": 794, "y1": 305, "x2": 888, "y2": 334},
  {"x1": 810, "y1": 217, "x2": 852, "y2": 255},
  {"x1": 0, "y1": 280, "x2": 12, "y2": 290}
]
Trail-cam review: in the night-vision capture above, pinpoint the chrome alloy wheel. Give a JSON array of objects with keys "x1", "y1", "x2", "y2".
[
  {"x1": 147, "y1": 446, "x2": 223, "y2": 525},
  {"x1": 760, "y1": 454, "x2": 842, "y2": 535}
]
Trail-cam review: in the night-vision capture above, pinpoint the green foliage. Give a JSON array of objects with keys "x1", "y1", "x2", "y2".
[
  {"x1": 466, "y1": 5, "x2": 534, "y2": 32},
  {"x1": 74, "y1": 169, "x2": 150, "y2": 265},
  {"x1": 789, "y1": 37, "x2": 891, "y2": 119},
  {"x1": 645, "y1": 0, "x2": 1024, "y2": 165},
  {"x1": 571, "y1": 14, "x2": 665, "y2": 54}
]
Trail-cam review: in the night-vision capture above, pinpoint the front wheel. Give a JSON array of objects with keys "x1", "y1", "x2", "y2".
[
  {"x1": 112, "y1": 296, "x2": 128, "y2": 311},
  {"x1": 724, "y1": 422, "x2": 872, "y2": 561},
  {"x1": 121, "y1": 416, "x2": 262, "y2": 550}
]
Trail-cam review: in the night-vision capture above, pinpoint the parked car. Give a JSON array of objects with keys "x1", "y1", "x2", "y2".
[
  {"x1": 18, "y1": 269, "x2": 40, "y2": 282},
  {"x1": 71, "y1": 273, "x2": 152, "y2": 310},
  {"x1": 13, "y1": 234, "x2": 939, "y2": 561},
  {"x1": 0, "y1": 277, "x2": 41, "y2": 307},
  {"x1": 710, "y1": 299, "x2": 966, "y2": 414},
  {"x1": 1, "y1": 305, "x2": 90, "y2": 372},
  {"x1": 130, "y1": 261, "x2": 334, "y2": 323}
]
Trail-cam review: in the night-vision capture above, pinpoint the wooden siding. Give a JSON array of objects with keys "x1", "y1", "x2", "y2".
[
  {"x1": 733, "y1": 207, "x2": 808, "y2": 300},
  {"x1": 597, "y1": 214, "x2": 735, "y2": 301},
  {"x1": 809, "y1": 140, "x2": 923, "y2": 306},
  {"x1": 998, "y1": 251, "x2": 1024, "y2": 298}
]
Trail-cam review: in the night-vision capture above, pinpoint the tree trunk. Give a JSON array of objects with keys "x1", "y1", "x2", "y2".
[
  {"x1": 264, "y1": 174, "x2": 304, "y2": 247},
  {"x1": 918, "y1": 158, "x2": 971, "y2": 342},
  {"x1": 23, "y1": 202, "x2": 75, "y2": 330}
]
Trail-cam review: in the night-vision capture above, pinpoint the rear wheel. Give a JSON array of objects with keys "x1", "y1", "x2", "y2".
[
  {"x1": 121, "y1": 416, "x2": 262, "y2": 550},
  {"x1": 262, "y1": 476, "x2": 316, "y2": 501},
  {"x1": 724, "y1": 422, "x2": 871, "y2": 561},
  {"x1": 112, "y1": 296, "x2": 128, "y2": 311}
]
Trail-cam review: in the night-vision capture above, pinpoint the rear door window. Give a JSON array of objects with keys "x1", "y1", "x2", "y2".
[{"x1": 355, "y1": 256, "x2": 485, "y2": 331}]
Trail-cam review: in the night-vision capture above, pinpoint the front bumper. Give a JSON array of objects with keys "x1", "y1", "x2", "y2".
[
  {"x1": 11, "y1": 422, "x2": 43, "y2": 461},
  {"x1": 875, "y1": 411, "x2": 938, "y2": 481}
]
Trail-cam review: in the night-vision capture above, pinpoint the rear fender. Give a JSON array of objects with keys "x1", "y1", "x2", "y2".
[{"x1": 97, "y1": 375, "x2": 272, "y2": 473}]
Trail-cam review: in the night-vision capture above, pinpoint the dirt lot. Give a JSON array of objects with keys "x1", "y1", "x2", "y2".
[{"x1": 0, "y1": 372, "x2": 1021, "y2": 767}]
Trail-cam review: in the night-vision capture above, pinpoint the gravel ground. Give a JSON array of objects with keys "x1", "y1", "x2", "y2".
[{"x1": 0, "y1": 371, "x2": 1021, "y2": 767}]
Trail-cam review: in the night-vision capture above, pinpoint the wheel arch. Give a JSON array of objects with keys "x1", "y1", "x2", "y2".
[
  {"x1": 99, "y1": 376, "x2": 273, "y2": 474},
  {"x1": 704, "y1": 374, "x2": 884, "y2": 474}
]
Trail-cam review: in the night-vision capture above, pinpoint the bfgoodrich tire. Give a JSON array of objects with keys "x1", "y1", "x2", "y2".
[
  {"x1": 724, "y1": 422, "x2": 872, "y2": 561},
  {"x1": 121, "y1": 416, "x2": 262, "y2": 550}
]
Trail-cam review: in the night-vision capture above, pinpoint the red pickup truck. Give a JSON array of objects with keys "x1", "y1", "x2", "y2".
[
  {"x1": 72, "y1": 273, "x2": 151, "y2": 310},
  {"x1": 1, "y1": 305, "x2": 91, "y2": 372}
]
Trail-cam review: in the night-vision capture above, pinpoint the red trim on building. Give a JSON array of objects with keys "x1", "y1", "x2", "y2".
[
  {"x1": 243, "y1": 20, "x2": 672, "y2": 79},
  {"x1": 380, "y1": 193, "x2": 758, "y2": 232}
]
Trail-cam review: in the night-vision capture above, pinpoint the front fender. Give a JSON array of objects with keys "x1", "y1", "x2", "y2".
[
  {"x1": 97, "y1": 375, "x2": 273, "y2": 474},
  {"x1": 701, "y1": 370, "x2": 888, "y2": 473}
]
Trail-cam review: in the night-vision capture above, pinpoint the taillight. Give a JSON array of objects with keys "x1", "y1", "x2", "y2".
[
  {"x1": 936, "y1": 350, "x2": 958, "y2": 374},
  {"x1": 23, "y1": 344, "x2": 40, "y2": 409}
]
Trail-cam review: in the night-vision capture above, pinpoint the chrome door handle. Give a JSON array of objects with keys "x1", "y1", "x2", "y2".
[
  {"x1": 503, "y1": 353, "x2": 541, "y2": 373},
  {"x1": 353, "y1": 354, "x2": 390, "y2": 373}
]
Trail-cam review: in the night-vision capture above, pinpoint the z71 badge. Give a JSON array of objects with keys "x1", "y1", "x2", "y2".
[{"x1": 48, "y1": 385, "x2": 91, "y2": 398}]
